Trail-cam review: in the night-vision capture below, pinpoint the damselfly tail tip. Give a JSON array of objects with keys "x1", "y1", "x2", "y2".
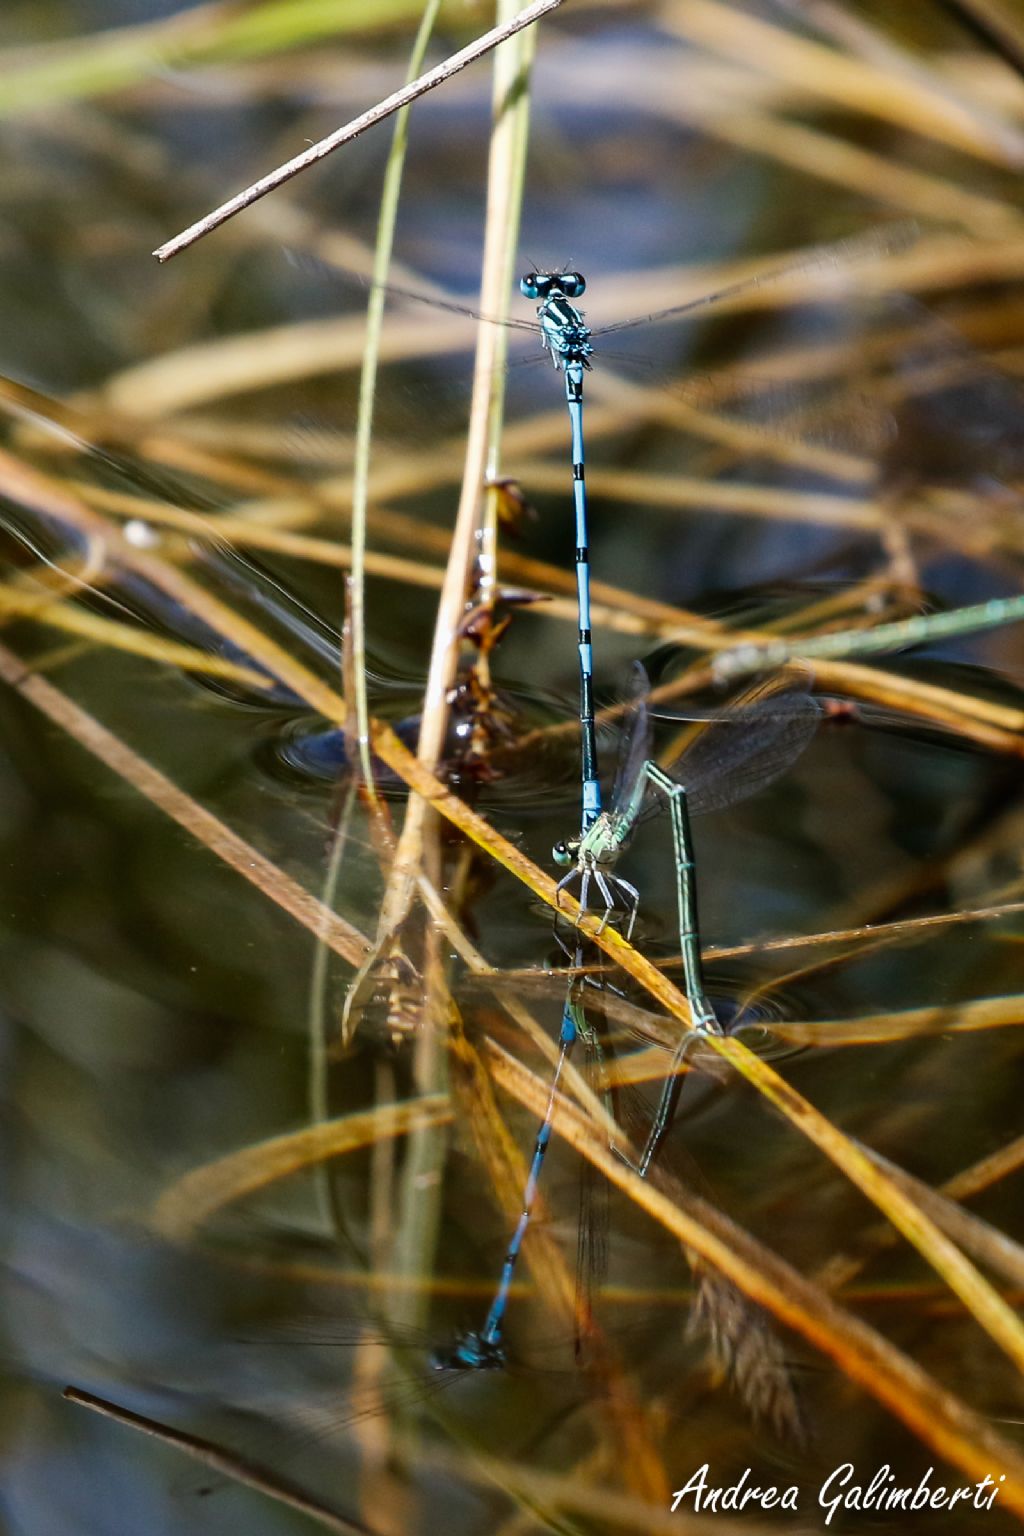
[{"x1": 431, "y1": 1332, "x2": 506, "y2": 1372}]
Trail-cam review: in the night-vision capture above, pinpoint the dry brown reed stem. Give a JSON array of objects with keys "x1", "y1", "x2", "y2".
[
  {"x1": 68, "y1": 481, "x2": 460, "y2": 596},
  {"x1": 669, "y1": 659, "x2": 1024, "y2": 755},
  {"x1": 51, "y1": 320, "x2": 1022, "y2": 741},
  {"x1": 419, "y1": 1448, "x2": 755, "y2": 1536},
  {"x1": 370, "y1": 7, "x2": 540, "y2": 957},
  {"x1": 792, "y1": 0, "x2": 1015, "y2": 133},
  {"x1": 366, "y1": 719, "x2": 1024, "y2": 1378},
  {"x1": 0, "y1": 580, "x2": 273, "y2": 690},
  {"x1": 109, "y1": 428, "x2": 1014, "y2": 750},
  {"x1": 93, "y1": 312, "x2": 486, "y2": 416},
  {"x1": 63, "y1": 1387, "x2": 375, "y2": 1536},
  {"x1": 810, "y1": 657, "x2": 1024, "y2": 734},
  {"x1": 0, "y1": 638, "x2": 368, "y2": 967},
  {"x1": 84, "y1": 477, "x2": 669, "y2": 655},
  {"x1": 0, "y1": 383, "x2": 318, "y2": 503},
  {"x1": 184, "y1": 403, "x2": 867, "y2": 532},
  {"x1": 486, "y1": 1042, "x2": 1024, "y2": 1511},
  {"x1": 944, "y1": 1132, "x2": 1024, "y2": 1204},
  {"x1": 627, "y1": 71, "x2": 1024, "y2": 235},
  {"x1": 0, "y1": 448, "x2": 356, "y2": 717},
  {"x1": 153, "y1": 0, "x2": 566, "y2": 261},
  {"x1": 820, "y1": 1146, "x2": 1024, "y2": 1298},
  {"x1": 505, "y1": 898, "x2": 1024, "y2": 984},
  {"x1": 471, "y1": 9, "x2": 537, "y2": 694},
  {"x1": 150, "y1": 1096, "x2": 450, "y2": 1241},
  {"x1": 517, "y1": 460, "x2": 878, "y2": 528},
  {"x1": 775, "y1": 992, "x2": 1024, "y2": 1046},
  {"x1": 511, "y1": 630, "x2": 1024, "y2": 756},
  {"x1": 951, "y1": 0, "x2": 1024, "y2": 75},
  {"x1": 661, "y1": 0, "x2": 1024, "y2": 163}
]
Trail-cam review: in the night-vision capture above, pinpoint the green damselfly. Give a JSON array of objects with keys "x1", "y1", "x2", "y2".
[{"x1": 444, "y1": 666, "x2": 819, "y2": 1366}]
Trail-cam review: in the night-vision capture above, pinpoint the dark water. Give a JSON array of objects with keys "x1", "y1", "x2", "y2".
[{"x1": 2, "y1": 4, "x2": 1024, "y2": 1533}]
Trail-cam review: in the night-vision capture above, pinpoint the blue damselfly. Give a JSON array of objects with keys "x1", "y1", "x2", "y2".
[{"x1": 295, "y1": 220, "x2": 914, "y2": 835}]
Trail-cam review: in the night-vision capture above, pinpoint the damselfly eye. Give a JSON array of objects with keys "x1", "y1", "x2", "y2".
[
  {"x1": 558, "y1": 272, "x2": 586, "y2": 298},
  {"x1": 552, "y1": 840, "x2": 574, "y2": 867},
  {"x1": 520, "y1": 272, "x2": 551, "y2": 300}
]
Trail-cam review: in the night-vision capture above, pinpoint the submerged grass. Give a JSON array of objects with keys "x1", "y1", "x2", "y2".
[{"x1": 4, "y1": 0, "x2": 1024, "y2": 1531}]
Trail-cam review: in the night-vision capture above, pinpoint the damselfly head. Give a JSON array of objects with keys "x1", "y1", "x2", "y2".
[
  {"x1": 520, "y1": 271, "x2": 586, "y2": 300},
  {"x1": 552, "y1": 837, "x2": 580, "y2": 867}
]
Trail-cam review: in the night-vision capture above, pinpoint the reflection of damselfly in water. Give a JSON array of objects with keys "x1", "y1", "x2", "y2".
[{"x1": 443, "y1": 665, "x2": 820, "y2": 1368}]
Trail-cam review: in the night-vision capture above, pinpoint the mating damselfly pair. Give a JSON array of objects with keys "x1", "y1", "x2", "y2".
[{"x1": 311, "y1": 227, "x2": 1024, "y2": 1370}]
